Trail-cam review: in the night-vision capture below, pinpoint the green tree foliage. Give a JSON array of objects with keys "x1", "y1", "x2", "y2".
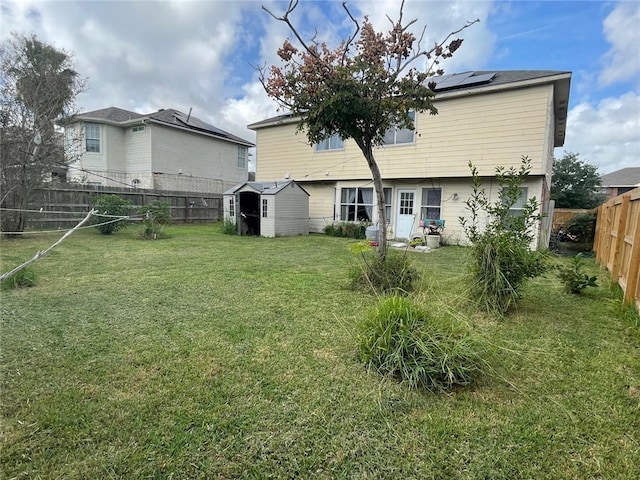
[
  {"x1": 460, "y1": 156, "x2": 548, "y2": 315},
  {"x1": 92, "y1": 195, "x2": 131, "y2": 235},
  {"x1": 0, "y1": 34, "x2": 85, "y2": 233},
  {"x1": 551, "y1": 152, "x2": 603, "y2": 209},
  {"x1": 259, "y1": 0, "x2": 477, "y2": 258}
]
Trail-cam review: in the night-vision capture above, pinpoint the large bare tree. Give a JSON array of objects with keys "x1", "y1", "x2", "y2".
[
  {"x1": 259, "y1": 0, "x2": 477, "y2": 258},
  {"x1": 1, "y1": 34, "x2": 84, "y2": 233}
]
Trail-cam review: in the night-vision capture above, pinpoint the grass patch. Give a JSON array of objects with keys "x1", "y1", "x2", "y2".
[{"x1": 1, "y1": 226, "x2": 639, "y2": 479}]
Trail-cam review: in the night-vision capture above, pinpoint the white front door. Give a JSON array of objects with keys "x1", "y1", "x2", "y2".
[{"x1": 396, "y1": 190, "x2": 416, "y2": 239}]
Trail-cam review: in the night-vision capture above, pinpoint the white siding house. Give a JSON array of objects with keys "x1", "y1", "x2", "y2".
[
  {"x1": 249, "y1": 70, "x2": 572, "y2": 248},
  {"x1": 62, "y1": 107, "x2": 254, "y2": 193},
  {"x1": 224, "y1": 181, "x2": 309, "y2": 237}
]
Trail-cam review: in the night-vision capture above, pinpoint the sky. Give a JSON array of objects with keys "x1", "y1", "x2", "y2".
[{"x1": 1, "y1": 0, "x2": 638, "y2": 175}]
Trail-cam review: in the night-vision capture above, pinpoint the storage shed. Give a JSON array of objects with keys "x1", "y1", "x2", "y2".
[{"x1": 223, "y1": 180, "x2": 309, "y2": 237}]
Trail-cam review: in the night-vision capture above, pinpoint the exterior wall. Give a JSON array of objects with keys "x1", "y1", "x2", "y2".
[
  {"x1": 151, "y1": 124, "x2": 247, "y2": 187},
  {"x1": 125, "y1": 124, "x2": 152, "y2": 187},
  {"x1": 297, "y1": 177, "x2": 544, "y2": 247},
  {"x1": 66, "y1": 122, "x2": 108, "y2": 184},
  {"x1": 271, "y1": 184, "x2": 309, "y2": 237},
  {"x1": 261, "y1": 195, "x2": 276, "y2": 237},
  {"x1": 255, "y1": 84, "x2": 555, "y2": 182}
]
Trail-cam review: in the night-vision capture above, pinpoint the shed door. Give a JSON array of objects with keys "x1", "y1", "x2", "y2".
[{"x1": 396, "y1": 190, "x2": 416, "y2": 239}]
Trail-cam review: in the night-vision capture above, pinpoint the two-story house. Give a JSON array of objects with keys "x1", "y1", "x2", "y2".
[
  {"x1": 62, "y1": 107, "x2": 254, "y2": 193},
  {"x1": 248, "y1": 70, "x2": 571, "y2": 247}
]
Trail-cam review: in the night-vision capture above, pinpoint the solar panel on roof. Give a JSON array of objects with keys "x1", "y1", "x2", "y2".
[{"x1": 431, "y1": 71, "x2": 496, "y2": 91}]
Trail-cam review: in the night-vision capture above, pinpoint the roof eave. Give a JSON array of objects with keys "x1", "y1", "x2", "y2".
[{"x1": 147, "y1": 118, "x2": 254, "y2": 147}]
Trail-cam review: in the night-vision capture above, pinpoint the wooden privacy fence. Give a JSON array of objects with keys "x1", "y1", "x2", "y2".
[
  {"x1": 593, "y1": 187, "x2": 640, "y2": 310},
  {"x1": 23, "y1": 184, "x2": 223, "y2": 229},
  {"x1": 552, "y1": 208, "x2": 593, "y2": 232}
]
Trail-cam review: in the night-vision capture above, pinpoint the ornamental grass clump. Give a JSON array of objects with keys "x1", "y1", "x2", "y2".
[
  {"x1": 358, "y1": 296, "x2": 489, "y2": 392},
  {"x1": 460, "y1": 157, "x2": 548, "y2": 315},
  {"x1": 349, "y1": 242, "x2": 419, "y2": 295}
]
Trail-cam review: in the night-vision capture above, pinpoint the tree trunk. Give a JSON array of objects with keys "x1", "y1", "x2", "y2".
[{"x1": 360, "y1": 144, "x2": 387, "y2": 259}]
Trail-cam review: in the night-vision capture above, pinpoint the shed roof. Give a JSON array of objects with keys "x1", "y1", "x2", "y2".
[
  {"x1": 224, "y1": 180, "x2": 310, "y2": 196},
  {"x1": 601, "y1": 167, "x2": 640, "y2": 187}
]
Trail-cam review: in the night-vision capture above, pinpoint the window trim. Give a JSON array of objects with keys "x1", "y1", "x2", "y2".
[
  {"x1": 237, "y1": 145, "x2": 248, "y2": 169},
  {"x1": 383, "y1": 111, "x2": 416, "y2": 146},
  {"x1": 315, "y1": 133, "x2": 344, "y2": 152},
  {"x1": 262, "y1": 198, "x2": 268, "y2": 218},
  {"x1": 85, "y1": 123, "x2": 100, "y2": 153},
  {"x1": 229, "y1": 197, "x2": 235, "y2": 219},
  {"x1": 420, "y1": 188, "x2": 442, "y2": 221},
  {"x1": 340, "y1": 187, "x2": 374, "y2": 222}
]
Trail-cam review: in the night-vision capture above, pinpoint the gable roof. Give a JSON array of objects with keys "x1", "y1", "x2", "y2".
[
  {"x1": 224, "y1": 180, "x2": 310, "y2": 196},
  {"x1": 65, "y1": 107, "x2": 254, "y2": 147},
  {"x1": 247, "y1": 69, "x2": 571, "y2": 147},
  {"x1": 601, "y1": 167, "x2": 640, "y2": 187}
]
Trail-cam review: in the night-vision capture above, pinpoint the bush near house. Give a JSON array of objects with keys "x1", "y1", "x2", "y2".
[{"x1": 324, "y1": 221, "x2": 369, "y2": 239}]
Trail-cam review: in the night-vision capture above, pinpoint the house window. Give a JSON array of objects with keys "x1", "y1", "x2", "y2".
[
  {"x1": 131, "y1": 179, "x2": 141, "y2": 188},
  {"x1": 503, "y1": 187, "x2": 528, "y2": 217},
  {"x1": 384, "y1": 188, "x2": 392, "y2": 224},
  {"x1": 340, "y1": 187, "x2": 373, "y2": 222},
  {"x1": 229, "y1": 197, "x2": 235, "y2": 218},
  {"x1": 315, "y1": 134, "x2": 344, "y2": 151},
  {"x1": 132, "y1": 125, "x2": 145, "y2": 133},
  {"x1": 85, "y1": 123, "x2": 100, "y2": 153},
  {"x1": 262, "y1": 198, "x2": 268, "y2": 218},
  {"x1": 420, "y1": 188, "x2": 442, "y2": 220},
  {"x1": 237, "y1": 146, "x2": 248, "y2": 168},
  {"x1": 383, "y1": 111, "x2": 415, "y2": 145}
]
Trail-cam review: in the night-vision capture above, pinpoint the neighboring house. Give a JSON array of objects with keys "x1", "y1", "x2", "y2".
[
  {"x1": 223, "y1": 180, "x2": 309, "y2": 237},
  {"x1": 61, "y1": 107, "x2": 254, "y2": 193},
  {"x1": 249, "y1": 70, "x2": 572, "y2": 247},
  {"x1": 600, "y1": 167, "x2": 640, "y2": 200}
]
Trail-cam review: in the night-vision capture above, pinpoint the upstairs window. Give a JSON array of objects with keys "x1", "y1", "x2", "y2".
[
  {"x1": 383, "y1": 111, "x2": 415, "y2": 145},
  {"x1": 132, "y1": 125, "x2": 145, "y2": 133},
  {"x1": 237, "y1": 146, "x2": 248, "y2": 169},
  {"x1": 85, "y1": 123, "x2": 100, "y2": 153},
  {"x1": 315, "y1": 134, "x2": 344, "y2": 151}
]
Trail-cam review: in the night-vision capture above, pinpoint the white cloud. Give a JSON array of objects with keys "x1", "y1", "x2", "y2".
[
  {"x1": 559, "y1": 92, "x2": 640, "y2": 174},
  {"x1": 599, "y1": 1, "x2": 640, "y2": 88}
]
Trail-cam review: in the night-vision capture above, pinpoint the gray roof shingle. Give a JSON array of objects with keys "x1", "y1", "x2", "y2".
[{"x1": 601, "y1": 167, "x2": 640, "y2": 187}]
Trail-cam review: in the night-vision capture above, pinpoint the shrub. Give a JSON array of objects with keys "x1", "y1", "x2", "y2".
[
  {"x1": 1, "y1": 266, "x2": 36, "y2": 290},
  {"x1": 349, "y1": 243, "x2": 419, "y2": 295},
  {"x1": 140, "y1": 201, "x2": 171, "y2": 239},
  {"x1": 557, "y1": 254, "x2": 598, "y2": 294},
  {"x1": 460, "y1": 157, "x2": 549, "y2": 315},
  {"x1": 358, "y1": 296, "x2": 489, "y2": 392},
  {"x1": 325, "y1": 221, "x2": 369, "y2": 239},
  {"x1": 222, "y1": 218, "x2": 237, "y2": 235},
  {"x1": 92, "y1": 195, "x2": 132, "y2": 235}
]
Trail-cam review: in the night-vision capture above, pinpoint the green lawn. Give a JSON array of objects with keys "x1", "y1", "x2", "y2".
[{"x1": 1, "y1": 224, "x2": 638, "y2": 479}]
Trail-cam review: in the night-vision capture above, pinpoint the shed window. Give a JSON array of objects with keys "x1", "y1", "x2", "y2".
[
  {"x1": 262, "y1": 198, "x2": 268, "y2": 218},
  {"x1": 229, "y1": 197, "x2": 235, "y2": 218}
]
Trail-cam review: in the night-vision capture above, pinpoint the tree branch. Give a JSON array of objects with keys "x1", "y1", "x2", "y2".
[{"x1": 262, "y1": 0, "x2": 321, "y2": 60}]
